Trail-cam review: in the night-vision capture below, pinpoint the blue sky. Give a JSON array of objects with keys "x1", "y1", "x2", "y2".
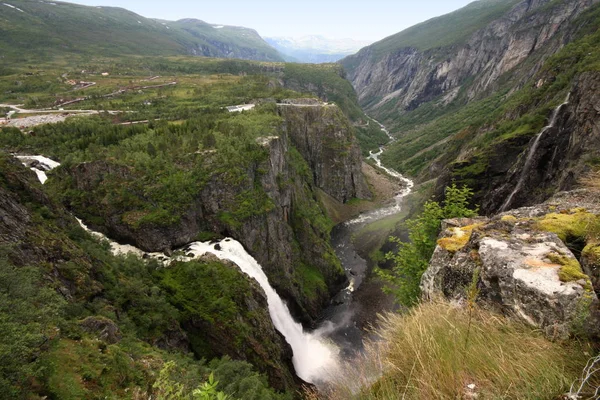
[{"x1": 68, "y1": 0, "x2": 476, "y2": 42}]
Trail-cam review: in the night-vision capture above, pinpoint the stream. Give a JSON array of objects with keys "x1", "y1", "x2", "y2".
[
  {"x1": 17, "y1": 122, "x2": 413, "y2": 385},
  {"x1": 317, "y1": 119, "x2": 413, "y2": 359}
]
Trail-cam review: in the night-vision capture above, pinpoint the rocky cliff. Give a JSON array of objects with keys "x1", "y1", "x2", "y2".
[
  {"x1": 50, "y1": 104, "x2": 369, "y2": 324},
  {"x1": 482, "y1": 71, "x2": 600, "y2": 212},
  {"x1": 342, "y1": 0, "x2": 597, "y2": 116},
  {"x1": 278, "y1": 102, "x2": 371, "y2": 202}
]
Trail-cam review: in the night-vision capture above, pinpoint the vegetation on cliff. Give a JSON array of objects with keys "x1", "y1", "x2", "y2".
[
  {"x1": 377, "y1": 184, "x2": 478, "y2": 305},
  {"x1": 0, "y1": 153, "x2": 295, "y2": 398}
]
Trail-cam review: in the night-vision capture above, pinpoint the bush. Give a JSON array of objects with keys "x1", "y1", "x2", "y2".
[{"x1": 377, "y1": 184, "x2": 478, "y2": 305}]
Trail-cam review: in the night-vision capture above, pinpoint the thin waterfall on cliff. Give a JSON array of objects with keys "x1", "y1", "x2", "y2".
[
  {"x1": 19, "y1": 154, "x2": 339, "y2": 385},
  {"x1": 188, "y1": 240, "x2": 339, "y2": 384},
  {"x1": 499, "y1": 93, "x2": 570, "y2": 212}
]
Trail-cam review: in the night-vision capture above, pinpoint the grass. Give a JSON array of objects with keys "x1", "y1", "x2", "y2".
[{"x1": 319, "y1": 302, "x2": 590, "y2": 400}]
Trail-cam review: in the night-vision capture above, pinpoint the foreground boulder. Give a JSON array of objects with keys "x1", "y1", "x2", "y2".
[{"x1": 421, "y1": 198, "x2": 598, "y2": 339}]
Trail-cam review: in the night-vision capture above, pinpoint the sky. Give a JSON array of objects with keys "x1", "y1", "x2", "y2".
[{"x1": 67, "y1": 0, "x2": 476, "y2": 42}]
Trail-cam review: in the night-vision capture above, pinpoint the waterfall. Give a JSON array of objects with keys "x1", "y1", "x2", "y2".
[
  {"x1": 15, "y1": 155, "x2": 60, "y2": 184},
  {"x1": 187, "y1": 240, "x2": 339, "y2": 384},
  {"x1": 499, "y1": 94, "x2": 570, "y2": 212},
  {"x1": 18, "y1": 153, "x2": 339, "y2": 384}
]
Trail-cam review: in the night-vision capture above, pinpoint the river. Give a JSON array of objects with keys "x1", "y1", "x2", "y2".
[
  {"x1": 16, "y1": 121, "x2": 412, "y2": 385},
  {"x1": 318, "y1": 120, "x2": 413, "y2": 359}
]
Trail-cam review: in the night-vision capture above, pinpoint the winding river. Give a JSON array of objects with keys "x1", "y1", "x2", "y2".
[
  {"x1": 317, "y1": 120, "x2": 413, "y2": 359},
  {"x1": 16, "y1": 121, "x2": 412, "y2": 385}
]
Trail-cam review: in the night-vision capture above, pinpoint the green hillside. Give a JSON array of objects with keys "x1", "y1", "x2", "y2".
[{"x1": 0, "y1": 0, "x2": 283, "y2": 61}]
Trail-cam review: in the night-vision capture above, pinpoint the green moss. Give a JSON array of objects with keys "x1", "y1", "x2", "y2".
[
  {"x1": 296, "y1": 263, "x2": 328, "y2": 302},
  {"x1": 582, "y1": 243, "x2": 600, "y2": 265},
  {"x1": 437, "y1": 224, "x2": 480, "y2": 253},
  {"x1": 501, "y1": 215, "x2": 518, "y2": 223},
  {"x1": 547, "y1": 252, "x2": 591, "y2": 288},
  {"x1": 535, "y1": 209, "x2": 599, "y2": 242},
  {"x1": 194, "y1": 231, "x2": 223, "y2": 242}
]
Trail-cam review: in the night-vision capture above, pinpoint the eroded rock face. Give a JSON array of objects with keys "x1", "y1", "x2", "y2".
[
  {"x1": 278, "y1": 102, "x2": 371, "y2": 202},
  {"x1": 343, "y1": 0, "x2": 596, "y2": 114},
  {"x1": 422, "y1": 212, "x2": 596, "y2": 338}
]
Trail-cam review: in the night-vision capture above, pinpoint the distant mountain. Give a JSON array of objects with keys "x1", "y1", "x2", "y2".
[
  {"x1": 266, "y1": 35, "x2": 371, "y2": 63},
  {"x1": 0, "y1": 0, "x2": 283, "y2": 62},
  {"x1": 340, "y1": 0, "x2": 600, "y2": 212}
]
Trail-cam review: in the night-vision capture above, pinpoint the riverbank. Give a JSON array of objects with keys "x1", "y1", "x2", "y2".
[{"x1": 318, "y1": 161, "x2": 404, "y2": 225}]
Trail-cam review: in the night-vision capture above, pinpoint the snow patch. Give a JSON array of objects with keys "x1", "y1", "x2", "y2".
[{"x1": 213, "y1": 25, "x2": 224, "y2": 29}]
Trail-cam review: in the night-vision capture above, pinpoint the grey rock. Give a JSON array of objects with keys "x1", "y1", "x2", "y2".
[
  {"x1": 79, "y1": 316, "x2": 122, "y2": 344},
  {"x1": 422, "y1": 215, "x2": 596, "y2": 339}
]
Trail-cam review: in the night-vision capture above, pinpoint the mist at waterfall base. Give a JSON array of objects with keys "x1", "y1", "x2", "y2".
[{"x1": 186, "y1": 240, "x2": 341, "y2": 384}]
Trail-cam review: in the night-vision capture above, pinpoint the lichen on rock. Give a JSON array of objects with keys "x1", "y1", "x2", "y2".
[{"x1": 421, "y1": 203, "x2": 598, "y2": 339}]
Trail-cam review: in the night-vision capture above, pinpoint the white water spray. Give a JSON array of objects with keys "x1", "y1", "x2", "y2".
[
  {"x1": 15, "y1": 155, "x2": 60, "y2": 184},
  {"x1": 500, "y1": 94, "x2": 570, "y2": 212},
  {"x1": 188, "y1": 240, "x2": 339, "y2": 383}
]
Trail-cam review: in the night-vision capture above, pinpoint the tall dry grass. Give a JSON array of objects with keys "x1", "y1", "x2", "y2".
[{"x1": 314, "y1": 302, "x2": 590, "y2": 400}]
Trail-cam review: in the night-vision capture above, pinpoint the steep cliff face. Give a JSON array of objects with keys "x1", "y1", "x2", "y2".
[
  {"x1": 343, "y1": 0, "x2": 596, "y2": 116},
  {"x1": 481, "y1": 71, "x2": 600, "y2": 212},
  {"x1": 0, "y1": 151, "x2": 299, "y2": 393},
  {"x1": 278, "y1": 103, "x2": 371, "y2": 202},
  {"x1": 51, "y1": 104, "x2": 367, "y2": 323}
]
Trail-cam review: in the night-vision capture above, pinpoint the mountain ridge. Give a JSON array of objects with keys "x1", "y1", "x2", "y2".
[{"x1": 0, "y1": 0, "x2": 284, "y2": 62}]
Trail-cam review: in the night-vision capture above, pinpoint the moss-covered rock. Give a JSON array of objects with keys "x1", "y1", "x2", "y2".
[
  {"x1": 422, "y1": 207, "x2": 597, "y2": 339},
  {"x1": 581, "y1": 243, "x2": 600, "y2": 295},
  {"x1": 437, "y1": 224, "x2": 482, "y2": 253},
  {"x1": 535, "y1": 208, "x2": 599, "y2": 242}
]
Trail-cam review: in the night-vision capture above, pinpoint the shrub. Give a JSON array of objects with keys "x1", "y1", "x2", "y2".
[{"x1": 377, "y1": 184, "x2": 478, "y2": 305}]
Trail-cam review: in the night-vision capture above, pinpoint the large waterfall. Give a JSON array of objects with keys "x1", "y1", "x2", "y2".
[
  {"x1": 19, "y1": 154, "x2": 339, "y2": 384},
  {"x1": 187, "y1": 240, "x2": 338, "y2": 383}
]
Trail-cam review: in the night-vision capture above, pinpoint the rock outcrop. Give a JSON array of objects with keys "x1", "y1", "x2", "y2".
[
  {"x1": 278, "y1": 102, "x2": 371, "y2": 202},
  {"x1": 422, "y1": 194, "x2": 599, "y2": 338}
]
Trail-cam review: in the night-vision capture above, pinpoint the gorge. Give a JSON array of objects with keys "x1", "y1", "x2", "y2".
[{"x1": 1, "y1": 0, "x2": 599, "y2": 398}]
